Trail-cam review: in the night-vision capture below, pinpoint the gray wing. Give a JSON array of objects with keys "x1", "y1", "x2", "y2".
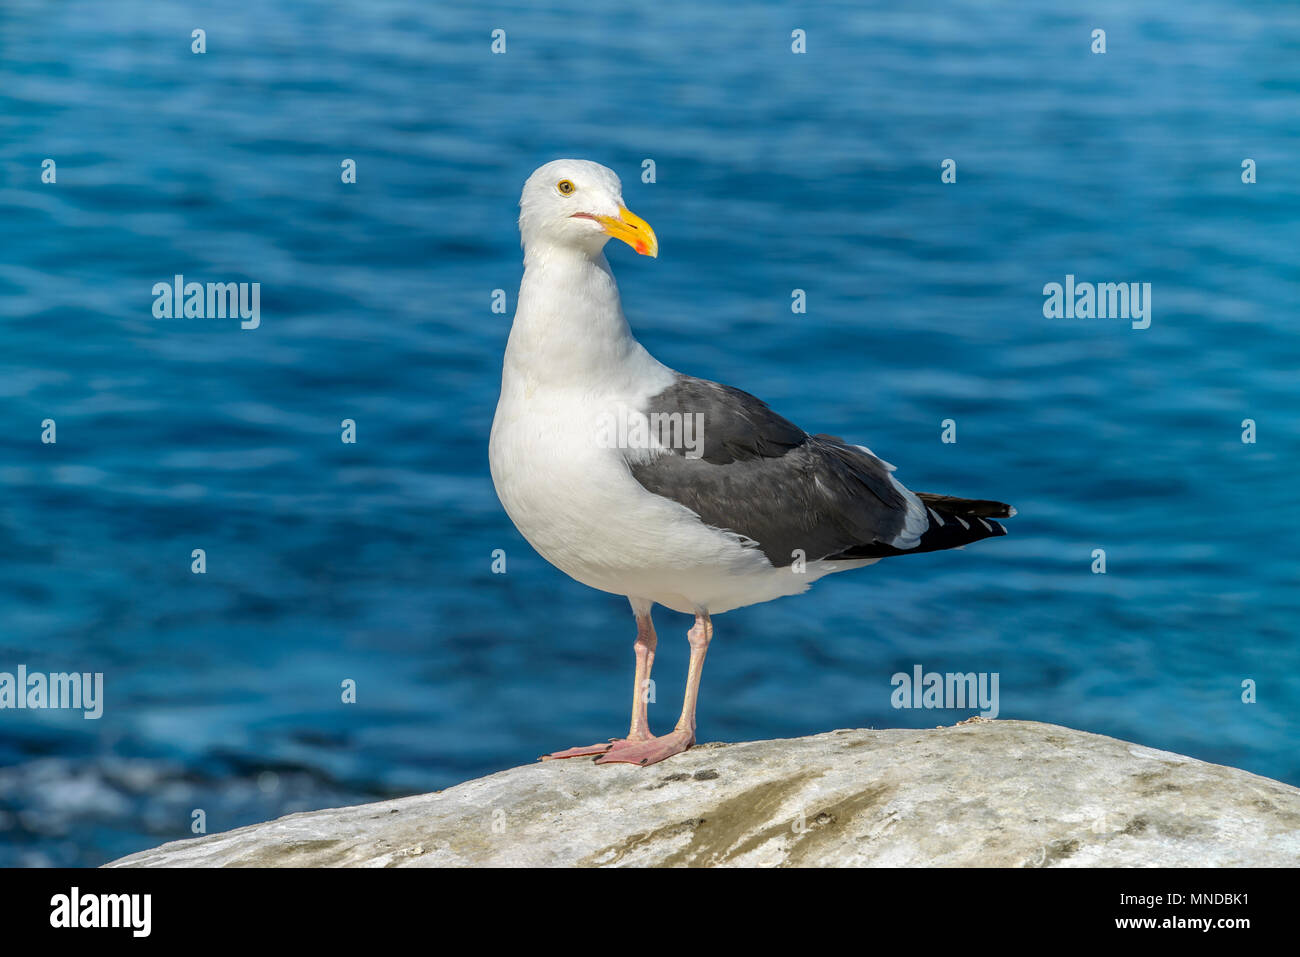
[{"x1": 626, "y1": 375, "x2": 928, "y2": 567}]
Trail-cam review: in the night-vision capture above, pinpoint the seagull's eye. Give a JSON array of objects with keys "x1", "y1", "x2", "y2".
[{"x1": 556, "y1": 179, "x2": 575, "y2": 196}]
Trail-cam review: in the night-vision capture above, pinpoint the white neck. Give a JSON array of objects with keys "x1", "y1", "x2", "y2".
[{"x1": 503, "y1": 242, "x2": 669, "y2": 393}]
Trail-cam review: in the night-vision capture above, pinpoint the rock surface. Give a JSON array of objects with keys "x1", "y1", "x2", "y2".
[{"x1": 106, "y1": 720, "x2": 1300, "y2": 867}]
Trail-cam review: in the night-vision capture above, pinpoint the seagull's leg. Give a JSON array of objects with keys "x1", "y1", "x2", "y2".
[
  {"x1": 624, "y1": 599, "x2": 658, "y2": 741},
  {"x1": 675, "y1": 612, "x2": 712, "y2": 739},
  {"x1": 597, "y1": 611, "x2": 711, "y2": 766},
  {"x1": 539, "y1": 601, "x2": 658, "y2": 761}
]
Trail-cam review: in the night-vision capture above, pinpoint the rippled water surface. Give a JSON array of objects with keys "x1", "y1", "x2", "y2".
[{"x1": 1, "y1": 1, "x2": 1298, "y2": 865}]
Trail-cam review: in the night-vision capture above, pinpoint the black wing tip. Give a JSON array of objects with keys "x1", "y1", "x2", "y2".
[
  {"x1": 930, "y1": 510, "x2": 1008, "y2": 546},
  {"x1": 915, "y1": 492, "x2": 1016, "y2": 520},
  {"x1": 827, "y1": 501, "x2": 1010, "y2": 562}
]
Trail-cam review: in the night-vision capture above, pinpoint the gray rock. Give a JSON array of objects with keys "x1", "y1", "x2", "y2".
[{"x1": 104, "y1": 720, "x2": 1300, "y2": 867}]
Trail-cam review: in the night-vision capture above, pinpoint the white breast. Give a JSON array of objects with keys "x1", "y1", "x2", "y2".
[{"x1": 490, "y1": 369, "x2": 729, "y2": 601}]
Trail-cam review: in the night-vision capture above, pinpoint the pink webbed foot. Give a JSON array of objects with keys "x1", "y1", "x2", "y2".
[
  {"x1": 539, "y1": 733, "x2": 652, "y2": 761},
  {"x1": 594, "y1": 729, "x2": 694, "y2": 767},
  {"x1": 539, "y1": 741, "x2": 616, "y2": 761}
]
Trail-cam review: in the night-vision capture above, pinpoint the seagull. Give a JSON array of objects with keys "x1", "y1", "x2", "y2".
[{"x1": 489, "y1": 160, "x2": 1015, "y2": 767}]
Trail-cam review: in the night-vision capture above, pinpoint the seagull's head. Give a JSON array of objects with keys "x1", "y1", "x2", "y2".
[{"x1": 518, "y1": 159, "x2": 658, "y2": 259}]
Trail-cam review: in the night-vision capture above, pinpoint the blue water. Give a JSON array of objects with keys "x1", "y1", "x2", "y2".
[{"x1": 2, "y1": 1, "x2": 1297, "y2": 866}]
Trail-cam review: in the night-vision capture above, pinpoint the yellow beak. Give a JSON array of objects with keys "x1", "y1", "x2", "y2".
[{"x1": 594, "y1": 207, "x2": 658, "y2": 258}]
